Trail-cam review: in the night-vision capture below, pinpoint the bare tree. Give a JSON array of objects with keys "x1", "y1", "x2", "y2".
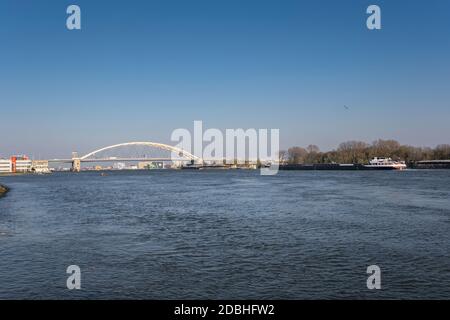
[
  {"x1": 434, "y1": 144, "x2": 450, "y2": 160},
  {"x1": 283, "y1": 139, "x2": 450, "y2": 165},
  {"x1": 278, "y1": 150, "x2": 288, "y2": 164},
  {"x1": 288, "y1": 147, "x2": 308, "y2": 164}
]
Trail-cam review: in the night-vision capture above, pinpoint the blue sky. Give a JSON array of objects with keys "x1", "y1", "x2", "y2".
[{"x1": 0, "y1": 0, "x2": 449, "y2": 158}]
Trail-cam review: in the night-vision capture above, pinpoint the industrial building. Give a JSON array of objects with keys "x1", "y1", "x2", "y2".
[
  {"x1": 0, "y1": 156, "x2": 37, "y2": 173},
  {"x1": 31, "y1": 160, "x2": 50, "y2": 173},
  {"x1": 0, "y1": 159, "x2": 12, "y2": 173}
]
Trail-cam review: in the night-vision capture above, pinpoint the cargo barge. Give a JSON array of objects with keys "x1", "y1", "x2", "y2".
[
  {"x1": 280, "y1": 157, "x2": 407, "y2": 171},
  {"x1": 409, "y1": 160, "x2": 450, "y2": 169}
]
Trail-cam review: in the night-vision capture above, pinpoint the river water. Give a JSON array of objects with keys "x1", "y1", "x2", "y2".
[{"x1": 0, "y1": 170, "x2": 449, "y2": 299}]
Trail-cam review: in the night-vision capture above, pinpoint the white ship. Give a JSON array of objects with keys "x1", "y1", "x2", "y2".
[{"x1": 364, "y1": 157, "x2": 407, "y2": 170}]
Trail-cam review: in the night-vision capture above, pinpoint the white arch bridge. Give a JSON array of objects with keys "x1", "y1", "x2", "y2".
[{"x1": 48, "y1": 142, "x2": 202, "y2": 171}]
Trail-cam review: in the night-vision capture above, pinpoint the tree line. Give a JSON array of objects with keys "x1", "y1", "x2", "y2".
[{"x1": 280, "y1": 140, "x2": 450, "y2": 164}]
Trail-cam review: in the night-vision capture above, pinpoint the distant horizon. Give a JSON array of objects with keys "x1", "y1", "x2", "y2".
[{"x1": 0, "y1": 137, "x2": 448, "y2": 160}]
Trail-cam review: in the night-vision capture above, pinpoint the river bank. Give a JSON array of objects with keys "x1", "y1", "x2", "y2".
[{"x1": 0, "y1": 184, "x2": 9, "y2": 197}]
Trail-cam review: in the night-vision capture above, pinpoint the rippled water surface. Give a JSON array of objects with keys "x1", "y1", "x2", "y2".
[{"x1": 0, "y1": 170, "x2": 449, "y2": 299}]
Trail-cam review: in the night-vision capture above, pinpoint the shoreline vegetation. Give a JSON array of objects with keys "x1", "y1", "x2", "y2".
[
  {"x1": 0, "y1": 184, "x2": 9, "y2": 198},
  {"x1": 281, "y1": 140, "x2": 450, "y2": 164}
]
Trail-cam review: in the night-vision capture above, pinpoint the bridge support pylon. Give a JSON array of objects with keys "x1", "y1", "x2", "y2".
[{"x1": 72, "y1": 158, "x2": 81, "y2": 172}]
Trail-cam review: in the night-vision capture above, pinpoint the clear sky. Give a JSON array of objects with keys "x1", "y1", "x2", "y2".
[{"x1": 0, "y1": 0, "x2": 449, "y2": 158}]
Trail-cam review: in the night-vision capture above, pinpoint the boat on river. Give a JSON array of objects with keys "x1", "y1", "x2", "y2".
[{"x1": 363, "y1": 157, "x2": 407, "y2": 170}]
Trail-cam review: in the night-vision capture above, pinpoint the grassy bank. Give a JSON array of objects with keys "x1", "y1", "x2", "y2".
[{"x1": 0, "y1": 184, "x2": 9, "y2": 198}]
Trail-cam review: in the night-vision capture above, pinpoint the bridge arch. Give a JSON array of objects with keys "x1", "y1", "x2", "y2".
[{"x1": 80, "y1": 142, "x2": 200, "y2": 161}]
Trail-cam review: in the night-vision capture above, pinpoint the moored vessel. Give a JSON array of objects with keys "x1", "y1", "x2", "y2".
[{"x1": 363, "y1": 157, "x2": 406, "y2": 170}]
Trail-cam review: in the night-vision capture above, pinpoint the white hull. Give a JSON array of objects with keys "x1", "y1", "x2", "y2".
[
  {"x1": 365, "y1": 157, "x2": 407, "y2": 170},
  {"x1": 363, "y1": 163, "x2": 407, "y2": 170}
]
